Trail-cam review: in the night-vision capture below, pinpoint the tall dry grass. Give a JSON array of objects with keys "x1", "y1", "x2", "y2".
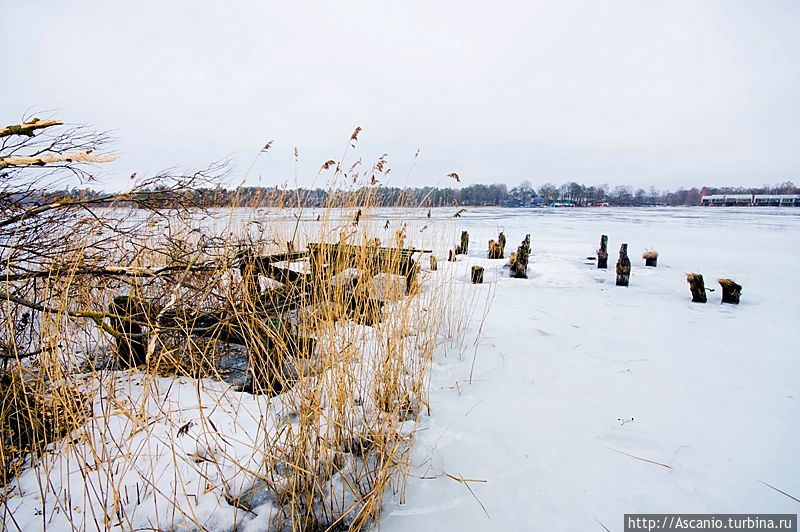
[{"x1": 0, "y1": 138, "x2": 477, "y2": 530}]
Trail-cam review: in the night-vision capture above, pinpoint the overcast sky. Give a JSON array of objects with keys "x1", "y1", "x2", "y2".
[{"x1": 2, "y1": 1, "x2": 799, "y2": 191}]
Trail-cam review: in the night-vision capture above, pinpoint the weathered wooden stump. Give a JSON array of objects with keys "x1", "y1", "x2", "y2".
[
  {"x1": 346, "y1": 274, "x2": 384, "y2": 325},
  {"x1": 488, "y1": 239, "x2": 503, "y2": 259},
  {"x1": 455, "y1": 230, "x2": 469, "y2": 255},
  {"x1": 471, "y1": 265, "x2": 484, "y2": 284},
  {"x1": 509, "y1": 234, "x2": 531, "y2": 278},
  {"x1": 597, "y1": 234, "x2": 608, "y2": 269},
  {"x1": 488, "y1": 231, "x2": 505, "y2": 259},
  {"x1": 686, "y1": 273, "x2": 707, "y2": 303},
  {"x1": 643, "y1": 250, "x2": 658, "y2": 267},
  {"x1": 615, "y1": 243, "x2": 631, "y2": 286},
  {"x1": 109, "y1": 296, "x2": 148, "y2": 368},
  {"x1": 448, "y1": 248, "x2": 457, "y2": 262},
  {"x1": 429, "y1": 255, "x2": 438, "y2": 271},
  {"x1": 718, "y1": 278, "x2": 742, "y2": 304}
]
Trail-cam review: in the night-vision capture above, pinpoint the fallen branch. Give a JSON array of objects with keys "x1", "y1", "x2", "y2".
[
  {"x1": 0, "y1": 347, "x2": 49, "y2": 360},
  {"x1": 2, "y1": 263, "x2": 219, "y2": 282},
  {"x1": 1, "y1": 287, "x2": 123, "y2": 339}
]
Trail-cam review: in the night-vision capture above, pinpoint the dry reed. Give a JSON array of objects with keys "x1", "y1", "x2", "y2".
[{"x1": 0, "y1": 125, "x2": 474, "y2": 531}]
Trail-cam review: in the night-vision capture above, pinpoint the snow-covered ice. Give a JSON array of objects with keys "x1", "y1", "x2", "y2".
[
  {"x1": 4, "y1": 206, "x2": 798, "y2": 531},
  {"x1": 381, "y1": 207, "x2": 800, "y2": 531}
]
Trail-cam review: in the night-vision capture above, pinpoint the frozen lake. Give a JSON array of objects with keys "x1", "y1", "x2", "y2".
[
  {"x1": 380, "y1": 207, "x2": 800, "y2": 531},
  {"x1": 6, "y1": 206, "x2": 798, "y2": 531}
]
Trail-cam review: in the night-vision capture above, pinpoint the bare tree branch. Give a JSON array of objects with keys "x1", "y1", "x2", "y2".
[
  {"x1": 0, "y1": 119, "x2": 63, "y2": 138},
  {"x1": 0, "y1": 151, "x2": 116, "y2": 169},
  {"x1": 2, "y1": 263, "x2": 220, "y2": 282},
  {"x1": 0, "y1": 114, "x2": 229, "y2": 365}
]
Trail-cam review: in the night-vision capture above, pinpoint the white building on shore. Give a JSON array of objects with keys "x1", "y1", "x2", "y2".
[{"x1": 700, "y1": 194, "x2": 800, "y2": 207}]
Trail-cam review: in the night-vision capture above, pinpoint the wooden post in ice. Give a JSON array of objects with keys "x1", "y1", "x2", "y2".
[
  {"x1": 471, "y1": 265, "x2": 484, "y2": 284},
  {"x1": 643, "y1": 250, "x2": 658, "y2": 267},
  {"x1": 448, "y1": 248, "x2": 457, "y2": 262},
  {"x1": 488, "y1": 231, "x2": 506, "y2": 259},
  {"x1": 686, "y1": 273, "x2": 707, "y2": 303},
  {"x1": 488, "y1": 240, "x2": 502, "y2": 259},
  {"x1": 509, "y1": 234, "x2": 531, "y2": 279},
  {"x1": 615, "y1": 243, "x2": 631, "y2": 286},
  {"x1": 597, "y1": 234, "x2": 608, "y2": 269},
  {"x1": 718, "y1": 278, "x2": 742, "y2": 304},
  {"x1": 456, "y1": 230, "x2": 469, "y2": 255},
  {"x1": 429, "y1": 255, "x2": 438, "y2": 271}
]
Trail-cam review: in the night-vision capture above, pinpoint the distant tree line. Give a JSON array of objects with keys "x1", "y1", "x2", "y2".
[{"x1": 18, "y1": 180, "x2": 797, "y2": 208}]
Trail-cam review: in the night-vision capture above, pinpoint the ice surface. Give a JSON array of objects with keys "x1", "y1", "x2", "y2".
[
  {"x1": 4, "y1": 206, "x2": 798, "y2": 531},
  {"x1": 380, "y1": 207, "x2": 800, "y2": 532}
]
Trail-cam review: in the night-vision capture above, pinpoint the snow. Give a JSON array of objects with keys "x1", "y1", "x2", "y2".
[
  {"x1": 4, "y1": 316, "x2": 431, "y2": 530},
  {"x1": 381, "y1": 207, "x2": 800, "y2": 531},
  {"x1": 4, "y1": 206, "x2": 799, "y2": 531},
  {"x1": 5, "y1": 373, "x2": 284, "y2": 530}
]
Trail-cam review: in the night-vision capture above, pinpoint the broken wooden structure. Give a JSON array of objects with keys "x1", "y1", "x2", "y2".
[
  {"x1": 306, "y1": 242, "x2": 421, "y2": 294},
  {"x1": 107, "y1": 241, "x2": 427, "y2": 393},
  {"x1": 615, "y1": 243, "x2": 631, "y2": 286},
  {"x1": 597, "y1": 235, "x2": 608, "y2": 269},
  {"x1": 509, "y1": 234, "x2": 531, "y2": 279},
  {"x1": 686, "y1": 273, "x2": 707, "y2": 303},
  {"x1": 108, "y1": 294, "x2": 314, "y2": 395},
  {"x1": 718, "y1": 278, "x2": 742, "y2": 304}
]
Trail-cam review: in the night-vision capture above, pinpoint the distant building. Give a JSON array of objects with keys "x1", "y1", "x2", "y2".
[
  {"x1": 753, "y1": 194, "x2": 800, "y2": 207},
  {"x1": 700, "y1": 194, "x2": 800, "y2": 207}
]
